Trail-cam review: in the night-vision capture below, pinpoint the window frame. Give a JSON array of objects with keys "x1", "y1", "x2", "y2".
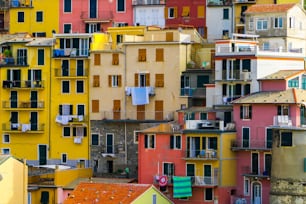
[
  {"x1": 18, "y1": 12, "x2": 25, "y2": 23},
  {"x1": 134, "y1": 131, "x2": 140, "y2": 144},
  {"x1": 63, "y1": 24, "x2": 72, "y2": 33},
  {"x1": 168, "y1": 7, "x2": 175, "y2": 19},
  {"x1": 223, "y1": 8, "x2": 229, "y2": 20},
  {"x1": 280, "y1": 131, "x2": 293, "y2": 147},
  {"x1": 117, "y1": 0, "x2": 125, "y2": 12},
  {"x1": 244, "y1": 177, "x2": 250, "y2": 196},
  {"x1": 274, "y1": 17, "x2": 283, "y2": 29},
  {"x1": 204, "y1": 188, "x2": 213, "y2": 201},
  {"x1": 36, "y1": 11, "x2": 43, "y2": 22},
  {"x1": 76, "y1": 80, "x2": 84, "y2": 93},
  {"x1": 61, "y1": 153, "x2": 67, "y2": 164},
  {"x1": 144, "y1": 134, "x2": 155, "y2": 149},
  {"x1": 62, "y1": 80, "x2": 70, "y2": 93},
  {"x1": 2, "y1": 148, "x2": 10, "y2": 155},
  {"x1": 163, "y1": 162, "x2": 174, "y2": 177},
  {"x1": 240, "y1": 105, "x2": 252, "y2": 120},
  {"x1": 170, "y1": 135, "x2": 181, "y2": 150},
  {"x1": 64, "y1": 0, "x2": 72, "y2": 13},
  {"x1": 63, "y1": 126, "x2": 71, "y2": 137},
  {"x1": 91, "y1": 133, "x2": 99, "y2": 146},
  {"x1": 3, "y1": 134, "x2": 10, "y2": 143},
  {"x1": 256, "y1": 18, "x2": 268, "y2": 30},
  {"x1": 37, "y1": 49, "x2": 44, "y2": 65}
]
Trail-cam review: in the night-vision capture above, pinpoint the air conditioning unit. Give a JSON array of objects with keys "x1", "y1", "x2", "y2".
[{"x1": 240, "y1": 71, "x2": 251, "y2": 81}]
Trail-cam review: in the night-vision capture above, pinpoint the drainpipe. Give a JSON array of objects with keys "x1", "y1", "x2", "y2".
[{"x1": 124, "y1": 43, "x2": 127, "y2": 165}]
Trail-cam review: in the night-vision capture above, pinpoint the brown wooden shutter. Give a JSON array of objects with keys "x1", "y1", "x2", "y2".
[
  {"x1": 174, "y1": 7, "x2": 178, "y2": 18},
  {"x1": 92, "y1": 100, "x2": 99, "y2": 112},
  {"x1": 164, "y1": 7, "x2": 168, "y2": 19},
  {"x1": 197, "y1": 6, "x2": 204, "y2": 18},
  {"x1": 138, "y1": 49, "x2": 146, "y2": 62},
  {"x1": 108, "y1": 75, "x2": 112, "y2": 87},
  {"x1": 155, "y1": 100, "x2": 163, "y2": 120},
  {"x1": 145, "y1": 73, "x2": 150, "y2": 86},
  {"x1": 93, "y1": 75, "x2": 100, "y2": 87},
  {"x1": 112, "y1": 53, "x2": 119, "y2": 65},
  {"x1": 155, "y1": 74, "x2": 164, "y2": 87},
  {"x1": 113, "y1": 100, "x2": 121, "y2": 120},
  {"x1": 166, "y1": 32, "x2": 173, "y2": 42},
  {"x1": 94, "y1": 54, "x2": 100, "y2": 65},
  {"x1": 118, "y1": 75, "x2": 122, "y2": 87},
  {"x1": 211, "y1": 49, "x2": 215, "y2": 69},
  {"x1": 156, "y1": 48, "x2": 164, "y2": 62},
  {"x1": 137, "y1": 105, "x2": 145, "y2": 120},
  {"x1": 134, "y1": 73, "x2": 139, "y2": 86}
]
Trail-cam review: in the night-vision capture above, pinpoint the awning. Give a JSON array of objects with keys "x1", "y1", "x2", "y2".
[{"x1": 173, "y1": 176, "x2": 192, "y2": 198}]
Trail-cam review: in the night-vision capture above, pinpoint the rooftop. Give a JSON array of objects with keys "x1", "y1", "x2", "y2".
[
  {"x1": 245, "y1": 3, "x2": 296, "y2": 14},
  {"x1": 259, "y1": 70, "x2": 306, "y2": 80}
]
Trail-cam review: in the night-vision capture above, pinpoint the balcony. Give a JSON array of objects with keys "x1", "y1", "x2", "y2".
[
  {"x1": 99, "y1": 110, "x2": 175, "y2": 121},
  {"x1": 55, "y1": 115, "x2": 88, "y2": 125},
  {"x1": 2, "y1": 123, "x2": 45, "y2": 133},
  {"x1": 153, "y1": 175, "x2": 218, "y2": 186},
  {"x1": 80, "y1": 11, "x2": 113, "y2": 22},
  {"x1": 233, "y1": 0, "x2": 256, "y2": 3},
  {"x1": 0, "y1": 56, "x2": 28, "y2": 67},
  {"x1": 10, "y1": 0, "x2": 33, "y2": 8},
  {"x1": 180, "y1": 88, "x2": 206, "y2": 98},
  {"x1": 2, "y1": 80, "x2": 44, "y2": 89},
  {"x1": 183, "y1": 149, "x2": 218, "y2": 160},
  {"x1": 132, "y1": 0, "x2": 165, "y2": 6},
  {"x1": 207, "y1": 0, "x2": 231, "y2": 6},
  {"x1": 231, "y1": 139, "x2": 272, "y2": 151},
  {"x1": 0, "y1": 0, "x2": 10, "y2": 9},
  {"x1": 54, "y1": 68, "x2": 89, "y2": 78},
  {"x1": 185, "y1": 120, "x2": 233, "y2": 131},
  {"x1": 273, "y1": 115, "x2": 292, "y2": 127},
  {"x1": 53, "y1": 48, "x2": 89, "y2": 58},
  {"x1": 100, "y1": 144, "x2": 125, "y2": 157},
  {"x1": 2, "y1": 101, "x2": 44, "y2": 109},
  {"x1": 219, "y1": 70, "x2": 251, "y2": 81},
  {"x1": 241, "y1": 166, "x2": 270, "y2": 179}
]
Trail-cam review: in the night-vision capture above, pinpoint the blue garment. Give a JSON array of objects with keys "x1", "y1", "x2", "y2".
[{"x1": 131, "y1": 87, "x2": 149, "y2": 105}]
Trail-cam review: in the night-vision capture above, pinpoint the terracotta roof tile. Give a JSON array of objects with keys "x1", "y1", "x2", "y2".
[
  {"x1": 245, "y1": 3, "x2": 296, "y2": 14},
  {"x1": 64, "y1": 182, "x2": 153, "y2": 204}
]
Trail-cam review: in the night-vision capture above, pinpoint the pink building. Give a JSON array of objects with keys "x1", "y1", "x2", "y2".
[
  {"x1": 232, "y1": 70, "x2": 306, "y2": 204},
  {"x1": 59, "y1": 0, "x2": 134, "y2": 33}
]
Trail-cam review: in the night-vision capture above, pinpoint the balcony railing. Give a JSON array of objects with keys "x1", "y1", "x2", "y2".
[
  {"x1": 241, "y1": 166, "x2": 271, "y2": 178},
  {"x1": 231, "y1": 139, "x2": 272, "y2": 151},
  {"x1": 221, "y1": 70, "x2": 251, "y2": 81},
  {"x1": 184, "y1": 149, "x2": 218, "y2": 160},
  {"x1": 2, "y1": 123, "x2": 45, "y2": 132},
  {"x1": 0, "y1": 0, "x2": 10, "y2": 9},
  {"x1": 99, "y1": 110, "x2": 175, "y2": 121},
  {"x1": 2, "y1": 101, "x2": 44, "y2": 109},
  {"x1": 207, "y1": 0, "x2": 231, "y2": 6},
  {"x1": 132, "y1": 0, "x2": 165, "y2": 5},
  {"x1": 2, "y1": 80, "x2": 44, "y2": 89},
  {"x1": 54, "y1": 68, "x2": 89, "y2": 77},
  {"x1": 153, "y1": 175, "x2": 218, "y2": 186},
  {"x1": 10, "y1": 0, "x2": 33, "y2": 7},
  {"x1": 53, "y1": 48, "x2": 89, "y2": 58},
  {"x1": 184, "y1": 120, "x2": 233, "y2": 131},
  {"x1": 233, "y1": 0, "x2": 256, "y2": 3},
  {"x1": 80, "y1": 11, "x2": 113, "y2": 21},
  {"x1": 180, "y1": 88, "x2": 206, "y2": 97},
  {"x1": 55, "y1": 115, "x2": 88, "y2": 125},
  {"x1": 273, "y1": 115, "x2": 292, "y2": 127},
  {"x1": 0, "y1": 56, "x2": 28, "y2": 67}
]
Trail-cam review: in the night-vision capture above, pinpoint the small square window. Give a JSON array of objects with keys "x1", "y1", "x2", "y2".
[
  {"x1": 280, "y1": 132, "x2": 292, "y2": 147},
  {"x1": 223, "y1": 8, "x2": 229, "y2": 19},
  {"x1": 62, "y1": 81, "x2": 70, "y2": 93},
  {"x1": 63, "y1": 127, "x2": 71, "y2": 137},
  {"x1": 2, "y1": 148, "x2": 10, "y2": 155},
  {"x1": 3, "y1": 134, "x2": 10, "y2": 143},
  {"x1": 64, "y1": 24, "x2": 71, "y2": 33},
  {"x1": 36, "y1": 11, "x2": 43, "y2": 22}
]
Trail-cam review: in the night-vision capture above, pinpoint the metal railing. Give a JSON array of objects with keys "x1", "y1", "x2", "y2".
[
  {"x1": 99, "y1": 110, "x2": 175, "y2": 121},
  {"x1": 0, "y1": 56, "x2": 28, "y2": 67},
  {"x1": 231, "y1": 139, "x2": 272, "y2": 151},
  {"x1": 2, "y1": 101, "x2": 44, "y2": 109},
  {"x1": 180, "y1": 88, "x2": 206, "y2": 97},
  {"x1": 80, "y1": 10, "x2": 113, "y2": 21},
  {"x1": 153, "y1": 175, "x2": 218, "y2": 186},
  {"x1": 2, "y1": 123, "x2": 45, "y2": 132},
  {"x1": 55, "y1": 115, "x2": 88, "y2": 124},
  {"x1": 54, "y1": 68, "x2": 89, "y2": 77},
  {"x1": 184, "y1": 149, "x2": 218, "y2": 159},
  {"x1": 132, "y1": 0, "x2": 165, "y2": 5},
  {"x1": 2, "y1": 80, "x2": 44, "y2": 89},
  {"x1": 53, "y1": 48, "x2": 89, "y2": 58}
]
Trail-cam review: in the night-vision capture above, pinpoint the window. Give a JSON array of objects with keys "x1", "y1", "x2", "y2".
[
  {"x1": 36, "y1": 11, "x2": 43, "y2": 22},
  {"x1": 61, "y1": 153, "x2": 67, "y2": 163},
  {"x1": 94, "y1": 54, "x2": 101, "y2": 65},
  {"x1": 223, "y1": 8, "x2": 229, "y2": 19},
  {"x1": 200, "y1": 112, "x2": 207, "y2": 120},
  {"x1": 182, "y1": 6, "x2": 190, "y2": 17},
  {"x1": 2, "y1": 148, "x2": 10, "y2": 154},
  {"x1": 77, "y1": 60, "x2": 84, "y2": 76},
  {"x1": 266, "y1": 128, "x2": 272, "y2": 148},
  {"x1": 155, "y1": 48, "x2": 164, "y2": 62},
  {"x1": 93, "y1": 75, "x2": 100, "y2": 87},
  {"x1": 38, "y1": 49, "x2": 44, "y2": 65},
  {"x1": 280, "y1": 131, "x2": 292, "y2": 146},
  {"x1": 59, "y1": 104, "x2": 73, "y2": 116},
  {"x1": 64, "y1": 0, "x2": 72, "y2": 12},
  {"x1": 3, "y1": 134, "x2": 10, "y2": 143},
  {"x1": 155, "y1": 74, "x2": 164, "y2": 87},
  {"x1": 73, "y1": 127, "x2": 87, "y2": 137},
  {"x1": 117, "y1": 0, "x2": 125, "y2": 12},
  {"x1": 62, "y1": 81, "x2": 70, "y2": 93},
  {"x1": 197, "y1": 6, "x2": 204, "y2": 18},
  {"x1": 108, "y1": 75, "x2": 122, "y2": 87},
  {"x1": 112, "y1": 53, "x2": 119, "y2": 65},
  {"x1": 17, "y1": 48, "x2": 27, "y2": 65},
  {"x1": 208, "y1": 137, "x2": 218, "y2": 150},
  {"x1": 18, "y1": 12, "x2": 24, "y2": 22},
  {"x1": 64, "y1": 24, "x2": 71, "y2": 33},
  {"x1": 186, "y1": 163, "x2": 195, "y2": 176},
  {"x1": 86, "y1": 23, "x2": 99, "y2": 33},
  {"x1": 63, "y1": 127, "x2": 71, "y2": 137},
  {"x1": 77, "y1": 104, "x2": 85, "y2": 116},
  {"x1": 170, "y1": 135, "x2": 181, "y2": 149},
  {"x1": 163, "y1": 162, "x2": 174, "y2": 177},
  {"x1": 135, "y1": 73, "x2": 150, "y2": 87},
  {"x1": 76, "y1": 80, "x2": 84, "y2": 93},
  {"x1": 277, "y1": 105, "x2": 289, "y2": 115},
  {"x1": 242, "y1": 127, "x2": 250, "y2": 148},
  {"x1": 92, "y1": 100, "x2": 99, "y2": 113},
  {"x1": 134, "y1": 131, "x2": 139, "y2": 144},
  {"x1": 240, "y1": 105, "x2": 252, "y2": 119},
  {"x1": 91, "y1": 133, "x2": 99, "y2": 145},
  {"x1": 168, "y1": 7, "x2": 176, "y2": 19},
  {"x1": 264, "y1": 154, "x2": 272, "y2": 176},
  {"x1": 289, "y1": 17, "x2": 295, "y2": 29},
  {"x1": 223, "y1": 30, "x2": 229, "y2": 38},
  {"x1": 244, "y1": 178, "x2": 250, "y2": 196},
  {"x1": 249, "y1": 17, "x2": 254, "y2": 30},
  {"x1": 274, "y1": 17, "x2": 283, "y2": 28},
  {"x1": 256, "y1": 18, "x2": 268, "y2": 30},
  {"x1": 288, "y1": 77, "x2": 299, "y2": 88},
  {"x1": 144, "y1": 134, "x2": 155, "y2": 148},
  {"x1": 106, "y1": 133, "x2": 114, "y2": 153},
  {"x1": 205, "y1": 188, "x2": 213, "y2": 201},
  {"x1": 138, "y1": 49, "x2": 146, "y2": 62},
  {"x1": 242, "y1": 59, "x2": 251, "y2": 71}
]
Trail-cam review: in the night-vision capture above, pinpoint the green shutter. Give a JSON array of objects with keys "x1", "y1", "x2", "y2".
[
  {"x1": 170, "y1": 135, "x2": 174, "y2": 149},
  {"x1": 304, "y1": 158, "x2": 306, "y2": 172}
]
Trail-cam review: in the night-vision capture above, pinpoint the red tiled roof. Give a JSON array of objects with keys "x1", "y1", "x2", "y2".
[
  {"x1": 64, "y1": 182, "x2": 153, "y2": 204},
  {"x1": 245, "y1": 3, "x2": 296, "y2": 13}
]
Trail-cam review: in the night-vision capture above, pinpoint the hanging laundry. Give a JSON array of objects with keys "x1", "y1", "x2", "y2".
[
  {"x1": 131, "y1": 87, "x2": 149, "y2": 105},
  {"x1": 173, "y1": 176, "x2": 192, "y2": 198}
]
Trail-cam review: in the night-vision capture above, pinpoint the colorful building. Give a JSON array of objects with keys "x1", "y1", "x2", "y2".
[{"x1": 0, "y1": 155, "x2": 27, "y2": 204}]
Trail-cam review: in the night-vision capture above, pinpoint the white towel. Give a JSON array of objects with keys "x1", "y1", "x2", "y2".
[{"x1": 22, "y1": 124, "x2": 31, "y2": 132}]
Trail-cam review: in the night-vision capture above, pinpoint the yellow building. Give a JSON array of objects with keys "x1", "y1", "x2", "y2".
[
  {"x1": 50, "y1": 33, "x2": 91, "y2": 168},
  {"x1": 9, "y1": 0, "x2": 59, "y2": 37},
  {"x1": 89, "y1": 26, "x2": 203, "y2": 177},
  {"x1": 0, "y1": 155, "x2": 28, "y2": 204},
  {"x1": 0, "y1": 34, "x2": 53, "y2": 165}
]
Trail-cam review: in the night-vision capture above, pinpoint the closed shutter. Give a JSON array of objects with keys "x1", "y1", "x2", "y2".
[
  {"x1": 94, "y1": 53, "x2": 100, "y2": 65},
  {"x1": 240, "y1": 106, "x2": 243, "y2": 119},
  {"x1": 93, "y1": 75, "x2": 100, "y2": 87},
  {"x1": 138, "y1": 49, "x2": 146, "y2": 61},
  {"x1": 92, "y1": 100, "x2": 99, "y2": 112},
  {"x1": 113, "y1": 100, "x2": 120, "y2": 111},
  {"x1": 197, "y1": 6, "x2": 204, "y2": 18},
  {"x1": 118, "y1": 75, "x2": 122, "y2": 87},
  {"x1": 182, "y1": 6, "x2": 190, "y2": 17},
  {"x1": 112, "y1": 53, "x2": 119, "y2": 65},
  {"x1": 155, "y1": 100, "x2": 163, "y2": 120},
  {"x1": 174, "y1": 7, "x2": 178, "y2": 18},
  {"x1": 156, "y1": 48, "x2": 164, "y2": 62},
  {"x1": 145, "y1": 73, "x2": 150, "y2": 86},
  {"x1": 134, "y1": 73, "x2": 139, "y2": 86},
  {"x1": 166, "y1": 32, "x2": 173, "y2": 42},
  {"x1": 108, "y1": 75, "x2": 112, "y2": 87},
  {"x1": 155, "y1": 74, "x2": 164, "y2": 87},
  {"x1": 164, "y1": 7, "x2": 168, "y2": 19}
]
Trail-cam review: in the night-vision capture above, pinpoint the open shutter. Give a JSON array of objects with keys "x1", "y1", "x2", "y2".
[
  {"x1": 108, "y1": 75, "x2": 112, "y2": 87},
  {"x1": 249, "y1": 106, "x2": 252, "y2": 119},
  {"x1": 59, "y1": 105, "x2": 63, "y2": 115},
  {"x1": 118, "y1": 75, "x2": 122, "y2": 87},
  {"x1": 145, "y1": 73, "x2": 150, "y2": 86},
  {"x1": 145, "y1": 134, "x2": 148, "y2": 148},
  {"x1": 240, "y1": 106, "x2": 243, "y2": 119},
  {"x1": 170, "y1": 135, "x2": 174, "y2": 149},
  {"x1": 164, "y1": 7, "x2": 168, "y2": 19},
  {"x1": 134, "y1": 73, "x2": 139, "y2": 86}
]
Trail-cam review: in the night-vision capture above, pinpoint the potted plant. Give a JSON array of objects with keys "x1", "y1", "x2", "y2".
[{"x1": 3, "y1": 49, "x2": 12, "y2": 58}]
